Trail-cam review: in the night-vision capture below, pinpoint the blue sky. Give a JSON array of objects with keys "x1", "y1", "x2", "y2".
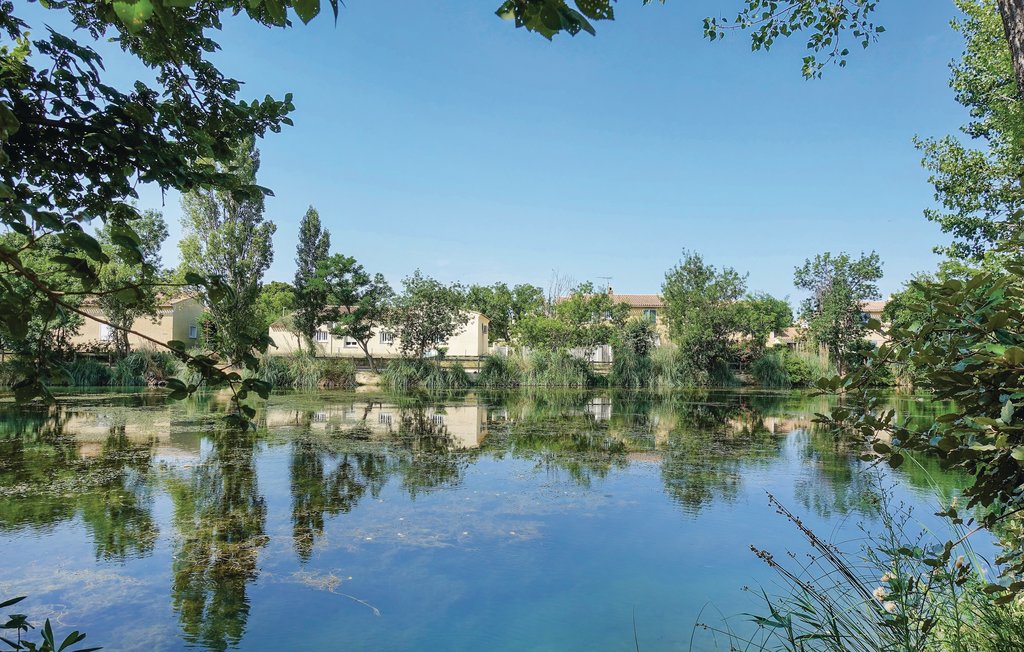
[{"x1": 29, "y1": 0, "x2": 971, "y2": 301}]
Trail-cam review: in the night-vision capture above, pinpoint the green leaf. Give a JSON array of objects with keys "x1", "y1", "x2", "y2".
[
  {"x1": 1002, "y1": 400, "x2": 1015, "y2": 424},
  {"x1": 113, "y1": 0, "x2": 155, "y2": 33},
  {"x1": 575, "y1": 0, "x2": 613, "y2": 20},
  {"x1": 1004, "y1": 346, "x2": 1024, "y2": 365},
  {"x1": 293, "y1": 0, "x2": 320, "y2": 23},
  {"x1": 63, "y1": 229, "x2": 108, "y2": 263},
  {"x1": 264, "y1": 0, "x2": 286, "y2": 24}
]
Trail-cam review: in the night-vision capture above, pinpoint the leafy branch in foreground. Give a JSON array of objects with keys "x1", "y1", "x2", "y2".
[
  {"x1": 1, "y1": 596, "x2": 100, "y2": 652},
  {"x1": 1, "y1": 0, "x2": 303, "y2": 425},
  {"x1": 811, "y1": 227, "x2": 1024, "y2": 598}
]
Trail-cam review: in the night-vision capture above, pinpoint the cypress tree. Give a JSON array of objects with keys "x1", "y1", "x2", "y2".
[{"x1": 293, "y1": 206, "x2": 331, "y2": 351}]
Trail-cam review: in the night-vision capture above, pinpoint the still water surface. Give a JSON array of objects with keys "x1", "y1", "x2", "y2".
[{"x1": 0, "y1": 389, "x2": 968, "y2": 651}]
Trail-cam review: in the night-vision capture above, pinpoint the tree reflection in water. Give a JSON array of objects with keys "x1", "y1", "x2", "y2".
[
  {"x1": 290, "y1": 410, "x2": 390, "y2": 562},
  {"x1": 0, "y1": 404, "x2": 157, "y2": 560},
  {"x1": 0, "y1": 389, "x2": 973, "y2": 651},
  {"x1": 168, "y1": 426, "x2": 267, "y2": 652}
]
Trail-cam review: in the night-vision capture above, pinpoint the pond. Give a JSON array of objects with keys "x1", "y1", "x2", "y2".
[{"x1": 0, "y1": 389, "x2": 973, "y2": 651}]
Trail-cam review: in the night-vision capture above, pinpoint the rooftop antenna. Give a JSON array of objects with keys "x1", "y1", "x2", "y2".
[{"x1": 597, "y1": 275, "x2": 613, "y2": 293}]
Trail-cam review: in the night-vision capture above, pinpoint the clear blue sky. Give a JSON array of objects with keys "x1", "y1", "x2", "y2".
[{"x1": 31, "y1": 1, "x2": 971, "y2": 301}]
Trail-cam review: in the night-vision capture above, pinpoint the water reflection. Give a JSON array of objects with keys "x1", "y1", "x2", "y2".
[
  {"x1": 0, "y1": 405, "x2": 157, "y2": 560},
  {"x1": 0, "y1": 389, "x2": 967, "y2": 651},
  {"x1": 168, "y1": 427, "x2": 266, "y2": 652}
]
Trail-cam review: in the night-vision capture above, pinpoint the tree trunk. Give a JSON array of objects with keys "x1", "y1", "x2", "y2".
[
  {"x1": 359, "y1": 342, "x2": 376, "y2": 373},
  {"x1": 997, "y1": 0, "x2": 1024, "y2": 95}
]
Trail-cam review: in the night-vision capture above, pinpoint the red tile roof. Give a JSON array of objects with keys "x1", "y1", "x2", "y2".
[{"x1": 611, "y1": 294, "x2": 663, "y2": 308}]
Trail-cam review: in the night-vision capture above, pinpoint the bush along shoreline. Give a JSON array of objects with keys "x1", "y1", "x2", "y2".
[{"x1": 0, "y1": 344, "x2": 902, "y2": 394}]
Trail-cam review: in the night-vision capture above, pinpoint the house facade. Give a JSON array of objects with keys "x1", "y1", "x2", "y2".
[
  {"x1": 70, "y1": 295, "x2": 204, "y2": 351},
  {"x1": 607, "y1": 291, "x2": 670, "y2": 345},
  {"x1": 769, "y1": 299, "x2": 889, "y2": 348},
  {"x1": 267, "y1": 311, "x2": 491, "y2": 359}
]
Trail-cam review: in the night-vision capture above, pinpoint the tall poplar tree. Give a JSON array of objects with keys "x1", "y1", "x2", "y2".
[
  {"x1": 179, "y1": 137, "x2": 276, "y2": 363},
  {"x1": 293, "y1": 206, "x2": 331, "y2": 351}
]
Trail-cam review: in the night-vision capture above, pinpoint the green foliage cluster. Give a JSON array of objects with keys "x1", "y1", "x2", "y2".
[
  {"x1": 312, "y1": 253, "x2": 393, "y2": 371},
  {"x1": 476, "y1": 354, "x2": 525, "y2": 388},
  {"x1": 379, "y1": 359, "x2": 472, "y2": 392},
  {"x1": 824, "y1": 237, "x2": 1024, "y2": 596},
  {"x1": 915, "y1": 0, "x2": 1024, "y2": 263},
  {"x1": 61, "y1": 358, "x2": 111, "y2": 387},
  {"x1": 109, "y1": 351, "x2": 177, "y2": 387},
  {"x1": 662, "y1": 250, "x2": 747, "y2": 383},
  {"x1": 749, "y1": 349, "x2": 791, "y2": 389},
  {"x1": 254, "y1": 281, "x2": 296, "y2": 333},
  {"x1": 292, "y1": 206, "x2": 330, "y2": 350},
  {"x1": 94, "y1": 210, "x2": 169, "y2": 359},
  {"x1": 609, "y1": 318, "x2": 658, "y2": 389},
  {"x1": 465, "y1": 283, "x2": 545, "y2": 344},
  {"x1": 178, "y1": 137, "x2": 276, "y2": 365},
  {"x1": 255, "y1": 352, "x2": 355, "y2": 390},
  {"x1": 780, "y1": 348, "x2": 835, "y2": 387},
  {"x1": 386, "y1": 271, "x2": 468, "y2": 359},
  {"x1": 513, "y1": 282, "x2": 629, "y2": 354},
  {"x1": 0, "y1": 0, "x2": 293, "y2": 418},
  {"x1": 794, "y1": 251, "x2": 883, "y2": 374},
  {"x1": 497, "y1": 0, "x2": 888, "y2": 78},
  {"x1": 521, "y1": 350, "x2": 597, "y2": 388}
]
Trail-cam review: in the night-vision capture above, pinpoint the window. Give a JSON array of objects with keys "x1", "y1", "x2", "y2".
[
  {"x1": 431, "y1": 414, "x2": 446, "y2": 427},
  {"x1": 378, "y1": 412, "x2": 392, "y2": 426},
  {"x1": 343, "y1": 338, "x2": 358, "y2": 348},
  {"x1": 98, "y1": 324, "x2": 114, "y2": 341},
  {"x1": 188, "y1": 325, "x2": 198, "y2": 339},
  {"x1": 642, "y1": 309, "x2": 657, "y2": 323},
  {"x1": 313, "y1": 411, "x2": 328, "y2": 423},
  {"x1": 379, "y1": 331, "x2": 394, "y2": 344},
  {"x1": 315, "y1": 330, "x2": 329, "y2": 343},
  {"x1": 482, "y1": 323, "x2": 488, "y2": 334}
]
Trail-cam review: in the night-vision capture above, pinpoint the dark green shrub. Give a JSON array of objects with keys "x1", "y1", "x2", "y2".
[
  {"x1": 522, "y1": 350, "x2": 595, "y2": 388},
  {"x1": 609, "y1": 347, "x2": 654, "y2": 389},
  {"x1": 62, "y1": 357, "x2": 111, "y2": 387},
  {"x1": 750, "y1": 349, "x2": 791, "y2": 388},
  {"x1": 322, "y1": 358, "x2": 356, "y2": 389},
  {"x1": 381, "y1": 358, "x2": 471, "y2": 391},
  {"x1": 476, "y1": 354, "x2": 523, "y2": 388}
]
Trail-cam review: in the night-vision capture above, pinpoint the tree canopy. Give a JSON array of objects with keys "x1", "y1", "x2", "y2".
[
  {"x1": 386, "y1": 271, "x2": 468, "y2": 359},
  {"x1": 662, "y1": 250, "x2": 747, "y2": 382},
  {"x1": 179, "y1": 137, "x2": 276, "y2": 365},
  {"x1": 293, "y1": 206, "x2": 330, "y2": 351},
  {"x1": 794, "y1": 251, "x2": 883, "y2": 374}
]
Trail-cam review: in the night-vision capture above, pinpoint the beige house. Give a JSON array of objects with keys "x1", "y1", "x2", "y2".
[
  {"x1": 607, "y1": 291, "x2": 670, "y2": 345},
  {"x1": 71, "y1": 295, "x2": 204, "y2": 351},
  {"x1": 268, "y1": 310, "x2": 491, "y2": 360},
  {"x1": 769, "y1": 299, "x2": 889, "y2": 348}
]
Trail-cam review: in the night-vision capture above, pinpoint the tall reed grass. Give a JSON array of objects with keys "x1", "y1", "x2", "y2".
[
  {"x1": 476, "y1": 354, "x2": 525, "y2": 388},
  {"x1": 521, "y1": 350, "x2": 596, "y2": 388},
  {"x1": 380, "y1": 358, "x2": 472, "y2": 392},
  {"x1": 697, "y1": 482, "x2": 1024, "y2": 652},
  {"x1": 750, "y1": 349, "x2": 791, "y2": 389}
]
